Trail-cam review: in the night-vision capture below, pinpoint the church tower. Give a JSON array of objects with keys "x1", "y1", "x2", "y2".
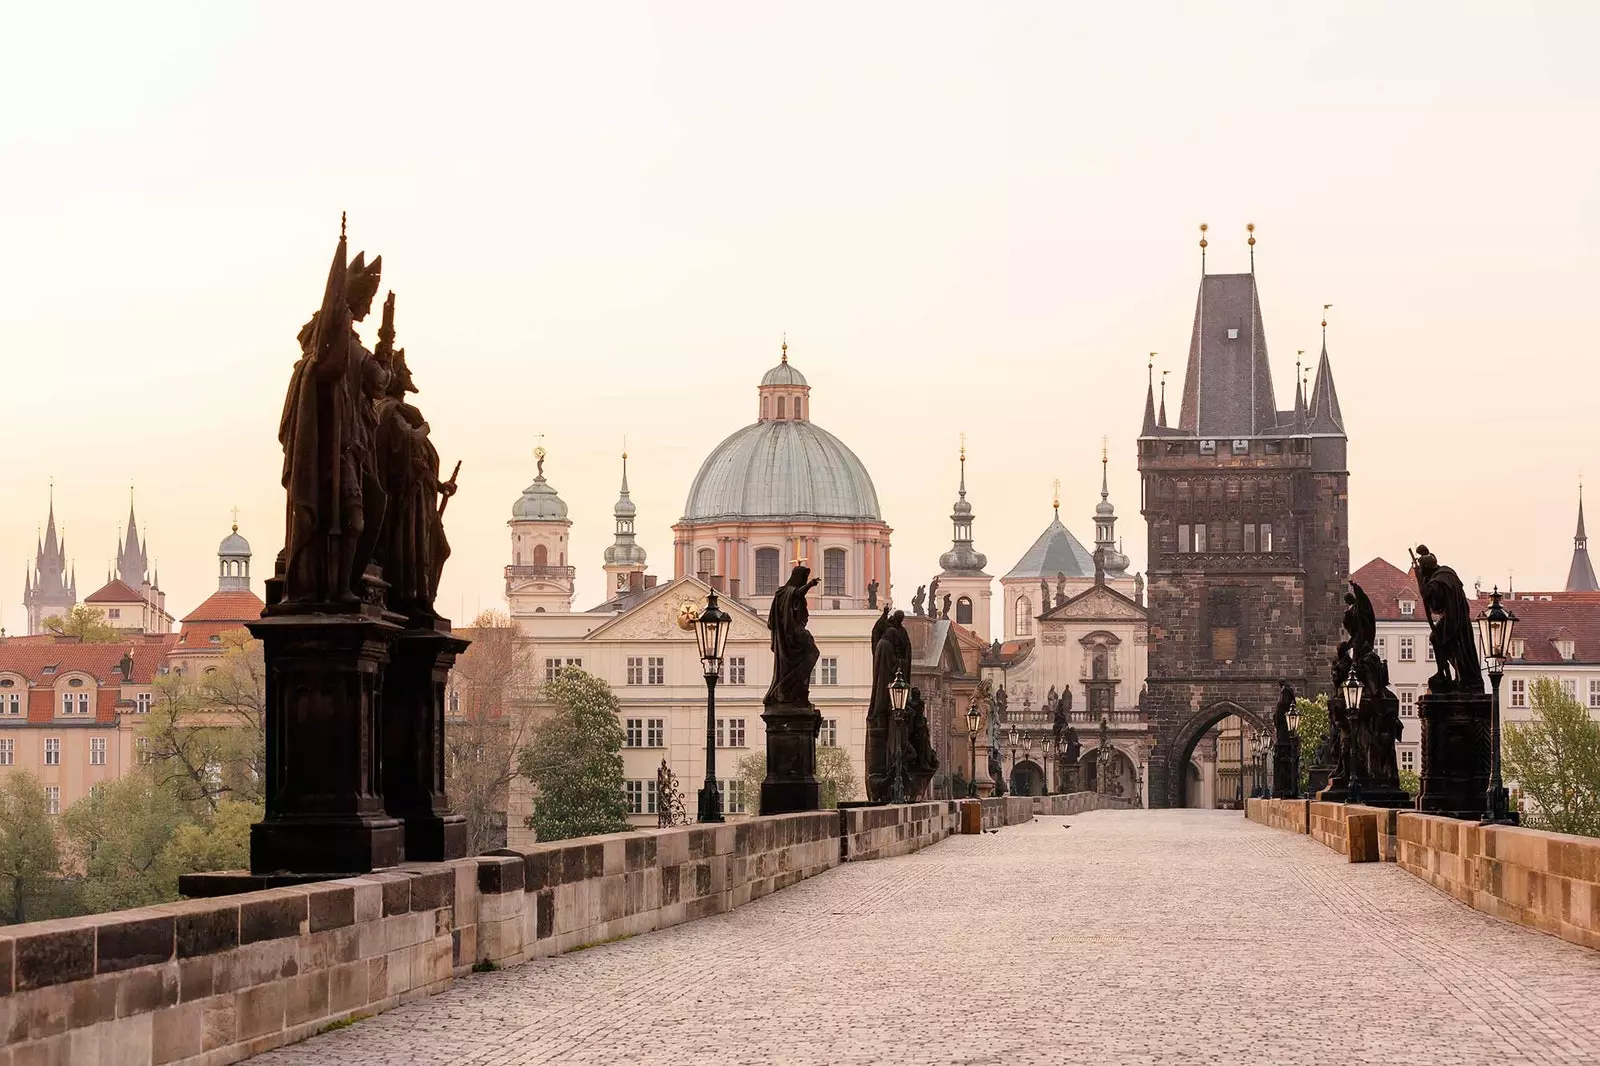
[
  {"x1": 1137, "y1": 228, "x2": 1348, "y2": 808},
  {"x1": 24, "y1": 492, "x2": 76, "y2": 635},
  {"x1": 1566, "y1": 484, "x2": 1599, "y2": 592},
  {"x1": 506, "y1": 445, "x2": 576, "y2": 617},
  {"x1": 935, "y1": 440, "x2": 992, "y2": 640},
  {"x1": 1091, "y1": 440, "x2": 1131, "y2": 581},
  {"x1": 602, "y1": 452, "x2": 649, "y2": 597},
  {"x1": 219, "y1": 514, "x2": 253, "y2": 592}
]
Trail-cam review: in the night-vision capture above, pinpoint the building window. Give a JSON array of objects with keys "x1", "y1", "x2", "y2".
[
  {"x1": 1400, "y1": 748, "x2": 1416, "y2": 772},
  {"x1": 136, "y1": 692, "x2": 151, "y2": 714},
  {"x1": 624, "y1": 779, "x2": 658, "y2": 815},
  {"x1": 1425, "y1": 640, "x2": 1434, "y2": 662},
  {"x1": 823, "y1": 548, "x2": 846, "y2": 597},
  {"x1": 1590, "y1": 679, "x2": 1600, "y2": 709},
  {"x1": 1193, "y1": 523, "x2": 1208, "y2": 553},
  {"x1": 1510, "y1": 678, "x2": 1527, "y2": 708},
  {"x1": 1177, "y1": 524, "x2": 1190, "y2": 554},
  {"x1": 90, "y1": 737, "x2": 107, "y2": 766},
  {"x1": 45, "y1": 738, "x2": 60, "y2": 766},
  {"x1": 1398, "y1": 637, "x2": 1415, "y2": 662},
  {"x1": 60, "y1": 692, "x2": 72, "y2": 715},
  {"x1": 625, "y1": 719, "x2": 644, "y2": 747},
  {"x1": 816, "y1": 658, "x2": 838, "y2": 686},
  {"x1": 0, "y1": 739, "x2": 11, "y2": 765},
  {"x1": 1244, "y1": 524, "x2": 1256, "y2": 552},
  {"x1": 1399, "y1": 689, "x2": 1415, "y2": 716},
  {"x1": 725, "y1": 657, "x2": 746, "y2": 686},
  {"x1": 137, "y1": 737, "x2": 152, "y2": 765},
  {"x1": 46, "y1": 787, "x2": 60, "y2": 816},
  {"x1": 1376, "y1": 637, "x2": 1387, "y2": 661},
  {"x1": 697, "y1": 547, "x2": 716, "y2": 577},
  {"x1": 718, "y1": 778, "x2": 748, "y2": 815},
  {"x1": 107, "y1": 608, "x2": 120, "y2": 620},
  {"x1": 820, "y1": 719, "x2": 838, "y2": 747},
  {"x1": 1015, "y1": 596, "x2": 1033, "y2": 637},
  {"x1": 627, "y1": 657, "x2": 644, "y2": 686},
  {"x1": 533, "y1": 544, "x2": 549, "y2": 567},
  {"x1": 647, "y1": 657, "x2": 665, "y2": 685},
  {"x1": 776, "y1": 395, "x2": 787, "y2": 420},
  {"x1": 647, "y1": 719, "x2": 664, "y2": 747},
  {"x1": 1259, "y1": 524, "x2": 1274, "y2": 552},
  {"x1": 1208, "y1": 589, "x2": 1240, "y2": 662},
  {"x1": 1399, "y1": 600, "x2": 1415, "y2": 617},
  {"x1": 1, "y1": 694, "x2": 18, "y2": 715},
  {"x1": 1558, "y1": 640, "x2": 1576, "y2": 661},
  {"x1": 754, "y1": 548, "x2": 781, "y2": 596},
  {"x1": 717, "y1": 718, "x2": 746, "y2": 748},
  {"x1": 956, "y1": 597, "x2": 973, "y2": 625},
  {"x1": 544, "y1": 658, "x2": 561, "y2": 683},
  {"x1": 1562, "y1": 678, "x2": 1578, "y2": 700}
]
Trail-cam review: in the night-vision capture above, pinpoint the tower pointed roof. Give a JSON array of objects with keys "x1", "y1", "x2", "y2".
[
  {"x1": 939, "y1": 441, "x2": 987, "y2": 574},
  {"x1": 605, "y1": 453, "x2": 647, "y2": 568},
  {"x1": 1306, "y1": 342, "x2": 1345, "y2": 435},
  {"x1": 1141, "y1": 362, "x2": 1159, "y2": 435},
  {"x1": 117, "y1": 490, "x2": 148, "y2": 587},
  {"x1": 1566, "y1": 485, "x2": 1599, "y2": 592},
  {"x1": 1177, "y1": 273, "x2": 1278, "y2": 437}
]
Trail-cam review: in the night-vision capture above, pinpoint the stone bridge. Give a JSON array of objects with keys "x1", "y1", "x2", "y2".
[{"x1": 8, "y1": 800, "x2": 1600, "y2": 1065}]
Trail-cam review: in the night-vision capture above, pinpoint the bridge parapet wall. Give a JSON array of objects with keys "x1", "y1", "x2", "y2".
[{"x1": 840, "y1": 802, "x2": 952, "y2": 861}]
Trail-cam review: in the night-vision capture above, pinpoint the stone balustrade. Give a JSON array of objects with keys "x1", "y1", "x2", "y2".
[{"x1": 1248, "y1": 797, "x2": 1600, "y2": 953}]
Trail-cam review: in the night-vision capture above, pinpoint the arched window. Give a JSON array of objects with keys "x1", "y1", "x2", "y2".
[
  {"x1": 697, "y1": 547, "x2": 716, "y2": 577},
  {"x1": 1092, "y1": 646, "x2": 1109, "y2": 679},
  {"x1": 1015, "y1": 596, "x2": 1032, "y2": 636},
  {"x1": 754, "y1": 548, "x2": 781, "y2": 595},
  {"x1": 533, "y1": 544, "x2": 549, "y2": 567},
  {"x1": 776, "y1": 396, "x2": 787, "y2": 420},
  {"x1": 762, "y1": 396, "x2": 770, "y2": 420},
  {"x1": 822, "y1": 548, "x2": 846, "y2": 596},
  {"x1": 956, "y1": 596, "x2": 973, "y2": 625}
]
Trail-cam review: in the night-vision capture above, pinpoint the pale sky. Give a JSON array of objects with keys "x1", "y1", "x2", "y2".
[{"x1": 3, "y1": 3, "x2": 1597, "y2": 633}]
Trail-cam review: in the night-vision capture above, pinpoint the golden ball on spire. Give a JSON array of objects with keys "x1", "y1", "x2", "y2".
[{"x1": 1247, "y1": 221, "x2": 1256, "y2": 247}]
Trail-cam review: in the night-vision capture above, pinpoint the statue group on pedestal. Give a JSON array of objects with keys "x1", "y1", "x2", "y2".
[
  {"x1": 1318, "y1": 581, "x2": 1409, "y2": 808},
  {"x1": 866, "y1": 606, "x2": 938, "y2": 802},
  {"x1": 760, "y1": 565, "x2": 827, "y2": 814}
]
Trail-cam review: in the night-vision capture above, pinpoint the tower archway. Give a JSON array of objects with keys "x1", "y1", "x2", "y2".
[{"x1": 1165, "y1": 700, "x2": 1270, "y2": 809}]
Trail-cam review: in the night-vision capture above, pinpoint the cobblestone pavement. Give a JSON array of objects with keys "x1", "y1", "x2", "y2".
[{"x1": 256, "y1": 810, "x2": 1600, "y2": 1065}]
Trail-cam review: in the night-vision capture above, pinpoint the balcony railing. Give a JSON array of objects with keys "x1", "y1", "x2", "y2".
[
  {"x1": 504, "y1": 564, "x2": 576, "y2": 583},
  {"x1": 1068, "y1": 709, "x2": 1144, "y2": 725}
]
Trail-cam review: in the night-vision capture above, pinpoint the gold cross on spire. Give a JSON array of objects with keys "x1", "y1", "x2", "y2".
[
  {"x1": 1052, "y1": 478, "x2": 1061, "y2": 514},
  {"x1": 959, "y1": 431, "x2": 966, "y2": 461},
  {"x1": 230, "y1": 506, "x2": 240, "y2": 532}
]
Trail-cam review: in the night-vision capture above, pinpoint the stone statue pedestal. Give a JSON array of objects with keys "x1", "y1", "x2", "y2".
[
  {"x1": 1061, "y1": 764, "x2": 1082, "y2": 793},
  {"x1": 247, "y1": 603, "x2": 406, "y2": 876},
  {"x1": 1307, "y1": 764, "x2": 1333, "y2": 796},
  {"x1": 382, "y1": 622, "x2": 470, "y2": 861},
  {"x1": 1272, "y1": 744, "x2": 1300, "y2": 799},
  {"x1": 760, "y1": 702, "x2": 821, "y2": 814},
  {"x1": 864, "y1": 712, "x2": 889, "y2": 803},
  {"x1": 1417, "y1": 690, "x2": 1491, "y2": 820}
]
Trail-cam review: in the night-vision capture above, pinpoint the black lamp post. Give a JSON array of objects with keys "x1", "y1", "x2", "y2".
[
  {"x1": 1041, "y1": 735, "x2": 1052, "y2": 796},
  {"x1": 695, "y1": 590, "x2": 732, "y2": 823},
  {"x1": 1008, "y1": 724, "x2": 1019, "y2": 790},
  {"x1": 1341, "y1": 672, "x2": 1364, "y2": 806},
  {"x1": 1285, "y1": 700, "x2": 1302, "y2": 799},
  {"x1": 965, "y1": 701, "x2": 981, "y2": 798},
  {"x1": 887, "y1": 669, "x2": 909, "y2": 804},
  {"x1": 1477, "y1": 587, "x2": 1519, "y2": 826}
]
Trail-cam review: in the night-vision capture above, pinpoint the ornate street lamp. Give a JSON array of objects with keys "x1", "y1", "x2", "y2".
[
  {"x1": 1284, "y1": 701, "x2": 1302, "y2": 799},
  {"x1": 695, "y1": 590, "x2": 732, "y2": 823},
  {"x1": 965, "y1": 701, "x2": 982, "y2": 798},
  {"x1": 1477, "y1": 587, "x2": 1519, "y2": 826},
  {"x1": 1341, "y1": 672, "x2": 1364, "y2": 805},
  {"x1": 888, "y1": 669, "x2": 910, "y2": 804},
  {"x1": 1008, "y1": 724, "x2": 1019, "y2": 783}
]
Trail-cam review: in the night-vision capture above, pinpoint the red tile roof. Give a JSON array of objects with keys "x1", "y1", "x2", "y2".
[
  {"x1": 180, "y1": 590, "x2": 265, "y2": 624},
  {"x1": 0, "y1": 636, "x2": 179, "y2": 686},
  {"x1": 1495, "y1": 597, "x2": 1600, "y2": 665},
  {"x1": 84, "y1": 579, "x2": 146, "y2": 604},
  {"x1": 1351, "y1": 558, "x2": 1423, "y2": 622},
  {"x1": 175, "y1": 622, "x2": 254, "y2": 649}
]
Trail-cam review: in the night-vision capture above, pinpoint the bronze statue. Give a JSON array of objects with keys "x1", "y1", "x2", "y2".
[
  {"x1": 1060, "y1": 686, "x2": 1073, "y2": 713},
  {"x1": 278, "y1": 223, "x2": 391, "y2": 605},
  {"x1": 911, "y1": 585, "x2": 926, "y2": 617},
  {"x1": 1052, "y1": 699, "x2": 1067, "y2": 751},
  {"x1": 1040, "y1": 578, "x2": 1050, "y2": 614},
  {"x1": 1063, "y1": 725, "x2": 1081, "y2": 765},
  {"x1": 1055, "y1": 571, "x2": 1067, "y2": 607},
  {"x1": 764, "y1": 565, "x2": 821, "y2": 707},
  {"x1": 905, "y1": 687, "x2": 939, "y2": 801},
  {"x1": 928, "y1": 578, "x2": 940, "y2": 617},
  {"x1": 371, "y1": 294, "x2": 458, "y2": 621},
  {"x1": 866, "y1": 579, "x2": 879, "y2": 609},
  {"x1": 941, "y1": 592, "x2": 952, "y2": 620},
  {"x1": 1412, "y1": 545, "x2": 1482, "y2": 692},
  {"x1": 994, "y1": 685, "x2": 1008, "y2": 715},
  {"x1": 866, "y1": 608, "x2": 912, "y2": 801},
  {"x1": 1274, "y1": 679, "x2": 1295, "y2": 747}
]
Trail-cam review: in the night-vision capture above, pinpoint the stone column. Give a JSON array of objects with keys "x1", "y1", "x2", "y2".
[
  {"x1": 247, "y1": 605, "x2": 406, "y2": 876},
  {"x1": 1416, "y1": 690, "x2": 1491, "y2": 819},
  {"x1": 760, "y1": 702, "x2": 821, "y2": 814},
  {"x1": 382, "y1": 622, "x2": 470, "y2": 861}
]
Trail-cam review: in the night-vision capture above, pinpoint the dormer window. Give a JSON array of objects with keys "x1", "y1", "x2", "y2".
[
  {"x1": 42, "y1": 665, "x2": 56, "y2": 676},
  {"x1": 1199, "y1": 439, "x2": 1217, "y2": 456},
  {"x1": 1231, "y1": 440, "x2": 1249, "y2": 455},
  {"x1": 1399, "y1": 600, "x2": 1415, "y2": 617},
  {"x1": 1509, "y1": 638, "x2": 1526, "y2": 660},
  {"x1": 1558, "y1": 639, "x2": 1576, "y2": 661}
]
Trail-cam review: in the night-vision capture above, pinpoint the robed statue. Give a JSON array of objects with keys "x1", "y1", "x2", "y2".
[
  {"x1": 905, "y1": 687, "x2": 939, "y2": 801},
  {"x1": 866, "y1": 580, "x2": 879, "y2": 609},
  {"x1": 941, "y1": 593, "x2": 952, "y2": 620},
  {"x1": 928, "y1": 578, "x2": 940, "y2": 617},
  {"x1": 1052, "y1": 699, "x2": 1067, "y2": 751},
  {"x1": 278, "y1": 223, "x2": 391, "y2": 605},
  {"x1": 866, "y1": 607, "x2": 912, "y2": 801},
  {"x1": 765, "y1": 565, "x2": 821, "y2": 707},
  {"x1": 1412, "y1": 545, "x2": 1483, "y2": 692},
  {"x1": 371, "y1": 294, "x2": 458, "y2": 621},
  {"x1": 1273, "y1": 679, "x2": 1295, "y2": 748},
  {"x1": 911, "y1": 585, "x2": 926, "y2": 617}
]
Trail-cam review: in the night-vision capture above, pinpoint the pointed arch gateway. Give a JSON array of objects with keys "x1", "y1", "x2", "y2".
[{"x1": 1165, "y1": 699, "x2": 1272, "y2": 809}]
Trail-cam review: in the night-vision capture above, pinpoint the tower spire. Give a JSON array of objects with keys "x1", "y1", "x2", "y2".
[
  {"x1": 939, "y1": 435, "x2": 986, "y2": 576},
  {"x1": 1141, "y1": 353, "x2": 1159, "y2": 435},
  {"x1": 1566, "y1": 479, "x2": 1599, "y2": 592},
  {"x1": 1198, "y1": 222, "x2": 1208, "y2": 274},
  {"x1": 1247, "y1": 222, "x2": 1256, "y2": 273},
  {"x1": 1158, "y1": 370, "x2": 1169, "y2": 427}
]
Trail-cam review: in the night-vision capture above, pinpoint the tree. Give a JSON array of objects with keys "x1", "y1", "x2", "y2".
[
  {"x1": 62, "y1": 775, "x2": 188, "y2": 913},
  {"x1": 1504, "y1": 677, "x2": 1600, "y2": 837},
  {"x1": 445, "y1": 610, "x2": 539, "y2": 854},
  {"x1": 162, "y1": 799, "x2": 260, "y2": 876},
  {"x1": 0, "y1": 772, "x2": 62, "y2": 924},
  {"x1": 1293, "y1": 694, "x2": 1330, "y2": 795},
  {"x1": 1398, "y1": 768, "x2": 1421, "y2": 797},
  {"x1": 518, "y1": 668, "x2": 631, "y2": 841},
  {"x1": 41, "y1": 605, "x2": 120, "y2": 643},
  {"x1": 139, "y1": 630, "x2": 266, "y2": 813},
  {"x1": 734, "y1": 745, "x2": 860, "y2": 814}
]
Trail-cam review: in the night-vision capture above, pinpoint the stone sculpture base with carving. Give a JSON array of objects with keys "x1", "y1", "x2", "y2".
[
  {"x1": 248, "y1": 598, "x2": 408, "y2": 876},
  {"x1": 383, "y1": 622, "x2": 470, "y2": 861},
  {"x1": 1417, "y1": 690, "x2": 1492, "y2": 820},
  {"x1": 760, "y1": 703, "x2": 822, "y2": 814}
]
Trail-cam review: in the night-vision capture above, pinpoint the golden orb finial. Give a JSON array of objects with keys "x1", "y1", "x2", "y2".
[
  {"x1": 1198, "y1": 222, "x2": 1208, "y2": 249},
  {"x1": 1247, "y1": 222, "x2": 1256, "y2": 247}
]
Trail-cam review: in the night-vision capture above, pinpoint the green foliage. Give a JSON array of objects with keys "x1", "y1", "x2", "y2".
[
  {"x1": 161, "y1": 800, "x2": 261, "y2": 875},
  {"x1": 41, "y1": 605, "x2": 121, "y2": 643},
  {"x1": 471, "y1": 959, "x2": 500, "y2": 973},
  {"x1": 1504, "y1": 677, "x2": 1600, "y2": 838},
  {"x1": 316, "y1": 1013, "x2": 372, "y2": 1034},
  {"x1": 1294, "y1": 695, "x2": 1330, "y2": 795},
  {"x1": 139, "y1": 631, "x2": 266, "y2": 813},
  {"x1": 518, "y1": 668, "x2": 631, "y2": 841},
  {"x1": 734, "y1": 744, "x2": 860, "y2": 815},
  {"x1": 62, "y1": 776, "x2": 188, "y2": 913},
  {"x1": 0, "y1": 772, "x2": 63, "y2": 924},
  {"x1": 1398, "y1": 768, "x2": 1421, "y2": 797}
]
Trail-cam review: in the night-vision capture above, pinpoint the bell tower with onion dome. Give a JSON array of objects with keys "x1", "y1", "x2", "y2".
[
  {"x1": 506, "y1": 444, "x2": 577, "y2": 618},
  {"x1": 671, "y1": 340, "x2": 893, "y2": 615}
]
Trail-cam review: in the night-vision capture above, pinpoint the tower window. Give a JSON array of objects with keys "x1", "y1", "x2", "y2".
[
  {"x1": 533, "y1": 544, "x2": 548, "y2": 567},
  {"x1": 754, "y1": 548, "x2": 781, "y2": 595},
  {"x1": 1208, "y1": 588, "x2": 1241, "y2": 662},
  {"x1": 1015, "y1": 596, "x2": 1033, "y2": 637},
  {"x1": 697, "y1": 547, "x2": 716, "y2": 578},
  {"x1": 776, "y1": 396, "x2": 787, "y2": 420},
  {"x1": 956, "y1": 596, "x2": 973, "y2": 625},
  {"x1": 823, "y1": 548, "x2": 846, "y2": 597}
]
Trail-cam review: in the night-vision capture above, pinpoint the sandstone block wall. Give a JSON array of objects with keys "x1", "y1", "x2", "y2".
[
  {"x1": 840, "y1": 802, "x2": 952, "y2": 861},
  {"x1": 1246, "y1": 797, "x2": 1310, "y2": 834}
]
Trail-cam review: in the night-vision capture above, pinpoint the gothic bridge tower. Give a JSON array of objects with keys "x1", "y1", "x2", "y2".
[{"x1": 1137, "y1": 230, "x2": 1348, "y2": 808}]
